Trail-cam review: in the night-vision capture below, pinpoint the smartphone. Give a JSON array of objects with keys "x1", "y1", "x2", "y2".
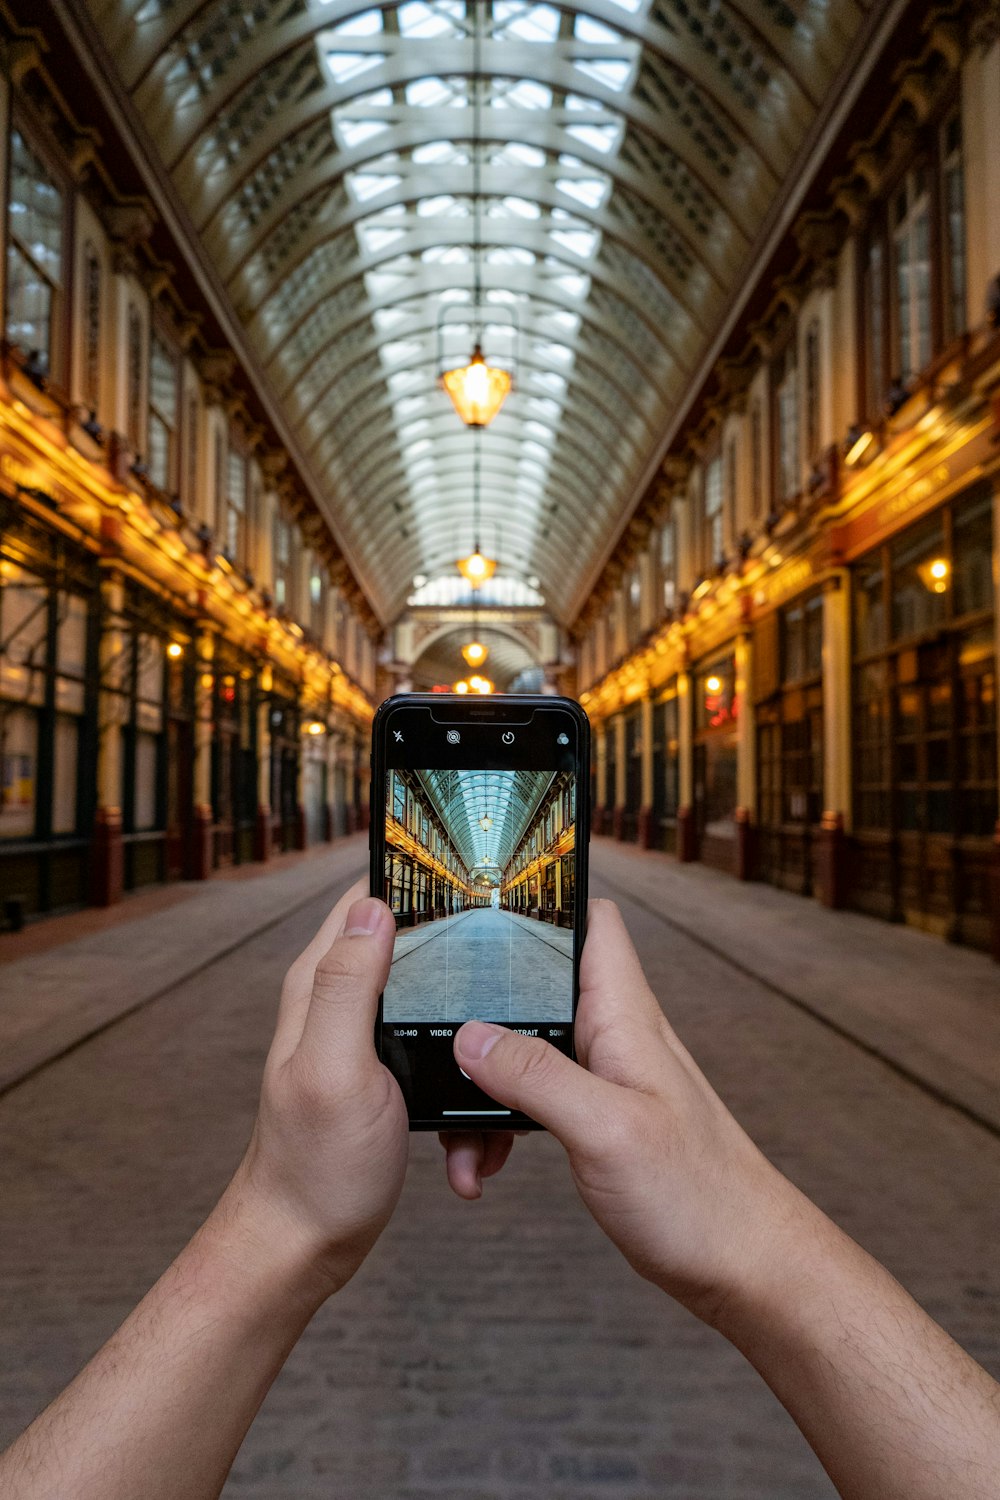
[{"x1": 370, "y1": 692, "x2": 590, "y2": 1131}]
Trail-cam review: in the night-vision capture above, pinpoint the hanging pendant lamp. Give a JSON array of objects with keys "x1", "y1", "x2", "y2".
[
  {"x1": 439, "y1": 0, "x2": 513, "y2": 428},
  {"x1": 456, "y1": 428, "x2": 497, "y2": 589}
]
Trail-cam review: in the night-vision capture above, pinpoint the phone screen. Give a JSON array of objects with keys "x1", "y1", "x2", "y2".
[{"x1": 373, "y1": 696, "x2": 589, "y2": 1129}]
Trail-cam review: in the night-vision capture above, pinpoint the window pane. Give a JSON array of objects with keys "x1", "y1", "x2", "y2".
[
  {"x1": 890, "y1": 515, "x2": 947, "y2": 641},
  {"x1": 52, "y1": 712, "x2": 79, "y2": 834},
  {"x1": 853, "y1": 556, "x2": 885, "y2": 656},
  {"x1": 0, "y1": 706, "x2": 38, "y2": 838},
  {"x1": 134, "y1": 730, "x2": 159, "y2": 830},
  {"x1": 6, "y1": 243, "x2": 53, "y2": 368},
  {"x1": 953, "y1": 488, "x2": 992, "y2": 617},
  {"x1": 9, "y1": 132, "x2": 62, "y2": 278}
]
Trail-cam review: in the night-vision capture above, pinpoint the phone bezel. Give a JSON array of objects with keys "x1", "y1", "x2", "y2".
[{"x1": 369, "y1": 692, "x2": 590, "y2": 1131}]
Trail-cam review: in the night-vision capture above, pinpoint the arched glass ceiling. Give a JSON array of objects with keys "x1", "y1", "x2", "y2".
[
  {"x1": 97, "y1": 0, "x2": 869, "y2": 625},
  {"x1": 418, "y1": 767, "x2": 555, "y2": 871}
]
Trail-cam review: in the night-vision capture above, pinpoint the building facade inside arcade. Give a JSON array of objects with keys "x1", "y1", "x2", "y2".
[{"x1": 0, "y1": 0, "x2": 999, "y2": 958}]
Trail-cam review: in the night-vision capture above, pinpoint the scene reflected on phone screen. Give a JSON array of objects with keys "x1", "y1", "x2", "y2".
[{"x1": 382, "y1": 767, "x2": 576, "y2": 1023}]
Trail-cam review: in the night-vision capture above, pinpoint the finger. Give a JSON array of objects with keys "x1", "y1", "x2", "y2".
[
  {"x1": 480, "y1": 1131, "x2": 515, "y2": 1179},
  {"x1": 296, "y1": 897, "x2": 395, "y2": 1087},
  {"x1": 453, "y1": 1022, "x2": 621, "y2": 1152},
  {"x1": 439, "y1": 1131, "x2": 485, "y2": 1199},
  {"x1": 273, "y1": 877, "x2": 370, "y2": 1054},
  {"x1": 574, "y1": 901, "x2": 684, "y2": 1087}
]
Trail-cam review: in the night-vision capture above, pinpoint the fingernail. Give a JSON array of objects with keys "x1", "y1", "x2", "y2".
[
  {"x1": 343, "y1": 898, "x2": 384, "y2": 937},
  {"x1": 456, "y1": 1021, "x2": 504, "y2": 1060}
]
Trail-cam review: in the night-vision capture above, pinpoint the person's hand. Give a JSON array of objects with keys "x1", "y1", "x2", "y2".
[
  {"x1": 229, "y1": 881, "x2": 408, "y2": 1297},
  {"x1": 446, "y1": 899, "x2": 801, "y2": 1326}
]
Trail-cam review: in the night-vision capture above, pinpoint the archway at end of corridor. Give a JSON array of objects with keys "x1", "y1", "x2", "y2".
[{"x1": 409, "y1": 623, "x2": 543, "y2": 693}]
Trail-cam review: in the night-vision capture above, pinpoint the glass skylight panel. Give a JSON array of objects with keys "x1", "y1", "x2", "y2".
[
  {"x1": 416, "y1": 195, "x2": 462, "y2": 217},
  {"x1": 534, "y1": 340, "x2": 573, "y2": 365},
  {"x1": 438, "y1": 287, "x2": 471, "y2": 301},
  {"x1": 573, "y1": 15, "x2": 623, "y2": 43},
  {"x1": 381, "y1": 339, "x2": 422, "y2": 365},
  {"x1": 406, "y1": 77, "x2": 454, "y2": 108},
  {"x1": 527, "y1": 396, "x2": 561, "y2": 421},
  {"x1": 324, "y1": 51, "x2": 384, "y2": 84},
  {"x1": 412, "y1": 140, "x2": 467, "y2": 165},
  {"x1": 399, "y1": 419, "x2": 431, "y2": 441},
  {"x1": 531, "y1": 370, "x2": 567, "y2": 396},
  {"x1": 522, "y1": 440, "x2": 551, "y2": 463},
  {"x1": 573, "y1": 58, "x2": 634, "y2": 92},
  {"x1": 348, "y1": 170, "x2": 401, "y2": 202},
  {"x1": 398, "y1": 0, "x2": 464, "y2": 38},
  {"x1": 546, "y1": 309, "x2": 581, "y2": 334},
  {"x1": 497, "y1": 196, "x2": 541, "y2": 219},
  {"x1": 550, "y1": 225, "x2": 599, "y2": 258},
  {"x1": 359, "y1": 222, "x2": 406, "y2": 252},
  {"x1": 394, "y1": 395, "x2": 427, "y2": 419},
  {"x1": 486, "y1": 288, "x2": 518, "y2": 304},
  {"x1": 494, "y1": 142, "x2": 546, "y2": 169},
  {"x1": 388, "y1": 370, "x2": 422, "y2": 394},
  {"x1": 335, "y1": 118, "x2": 389, "y2": 148},
  {"x1": 420, "y1": 245, "x2": 471, "y2": 264},
  {"x1": 524, "y1": 421, "x2": 555, "y2": 444},
  {"x1": 373, "y1": 307, "x2": 408, "y2": 331},
  {"x1": 496, "y1": 79, "x2": 553, "y2": 110},
  {"x1": 493, "y1": 2, "x2": 561, "y2": 42},
  {"x1": 566, "y1": 122, "x2": 621, "y2": 155},
  {"x1": 486, "y1": 246, "x2": 534, "y2": 266}
]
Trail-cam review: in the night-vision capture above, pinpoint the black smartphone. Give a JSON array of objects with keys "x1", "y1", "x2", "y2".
[{"x1": 370, "y1": 692, "x2": 590, "y2": 1131}]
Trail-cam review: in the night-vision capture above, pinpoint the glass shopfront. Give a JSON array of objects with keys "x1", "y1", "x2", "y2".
[
  {"x1": 0, "y1": 507, "x2": 98, "y2": 917},
  {"x1": 693, "y1": 649, "x2": 738, "y2": 866},
  {"x1": 851, "y1": 484, "x2": 996, "y2": 947},
  {"x1": 651, "y1": 680, "x2": 680, "y2": 853},
  {"x1": 212, "y1": 647, "x2": 258, "y2": 866},
  {"x1": 756, "y1": 590, "x2": 824, "y2": 894}
]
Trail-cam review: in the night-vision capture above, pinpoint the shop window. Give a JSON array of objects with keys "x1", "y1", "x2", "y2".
[
  {"x1": 274, "y1": 512, "x2": 293, "y2": 608},
  {"x1": 774, "y1": 345, "x2": 799, "y2": 502},
  {"x1": 225, "y1": 448, "x2": 248, "y2": 564},
  {"x1": 703, "y1": 455, "x2": 723, "y2": 569},
  {"x1": 890, "y1": 513, "x2": 947, "y2": 641},
  {"x1": 725, "y1": 436, "x2": 737, "y2": 546},
  {"x1": 854, "y1": 554, "x2": 886, "y2": 657},
  {"x1": 82, "y1": 243, "x2": 101, "y2": 414},
  {"x1": 6, "y1": 130, "x2": 64, "y2": 378},
  {"x1": 0, "y1": 705, "x2": 37, "y2": 838},
  {"x1": 953, "y1": 489, "x2": 992, "y2": 618},
  {"x1": 940, "y1": 113, "x2": 966, "y2": 343},
  {"x1": 852, "y1": 660, "x2": 891, "y2": 830},
  {"x1": 148, "y1": 333, "x2": 179, "y2": 491},
  {"x1": 781, "y1": 593, "x2": 823, "y2": 682},
  {"x1": 862, "y1": 236, "x2": 886, "y2": 418},
  {"x1": 660, "y1": 520, "x2": 675, "y2": 613},
  {"x1": 803, "y1": 318, "x2": 821, "y2": 463},
  {"x1": 185, "y1": 393, "x2": 199, "y2": 509},
  {"x1": 892, "y1": 166, "x2": 932, "y2": 385},
  {"x1": 127, "y1": 306, "x2": 144, "y2": 450},
  {"x1": 51, "y1": 713, "x2": 79, "y2": 834},
  {"x1": 750, "y1": 399, "x2": 763, "y2": 517}
]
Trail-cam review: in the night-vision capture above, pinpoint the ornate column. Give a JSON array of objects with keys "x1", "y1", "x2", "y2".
[
  {"x1": 818, "y1": 572, "x2": 851, "y2": 908},
  {"x1": 734, "y1": 627, "x2": 756, "y2": 880},
  {"x1": 92, "y1": 565, "x2": 125, "y2": 905},
  {"x1": 190, "y1": 629, "x2": 215, "y2": 879},
  {"x1": 254, "y1": 663, "x2": 272, "y2": 860},
  {"x1": 676, "y1": 669, "x2": 696, "y2": 861},
  {"x1": 593, "y1": 722, "x2": 607, "y2": 836},
  {"x1": 638, "y1": 694, "x2": 655, "y2": 847}
]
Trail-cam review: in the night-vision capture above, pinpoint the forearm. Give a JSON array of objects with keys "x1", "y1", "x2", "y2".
[
  {"x1": 0, "y1": 1172, "x2": 329, "y2": 1500},
  {"x1": 713, "y1": 1186, "x2": 1000, "y2": 1500}
]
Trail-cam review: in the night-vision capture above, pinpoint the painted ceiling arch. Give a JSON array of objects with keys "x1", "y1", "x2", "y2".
[{"x1": 95, "y1": 0, "x2": 871, "y2": 626}]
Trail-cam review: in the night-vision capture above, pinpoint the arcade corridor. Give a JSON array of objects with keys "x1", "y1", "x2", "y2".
[{"x1": 0, "y1": 837, "x2": 998, "y2": 1498}]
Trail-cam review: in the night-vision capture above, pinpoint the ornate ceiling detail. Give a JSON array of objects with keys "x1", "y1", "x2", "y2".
[{"x1": 88, "y1": 0, "x2": 870, "y2": 625}]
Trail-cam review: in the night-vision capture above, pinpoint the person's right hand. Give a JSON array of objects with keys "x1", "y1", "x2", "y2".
[{"x1": 450, "y1": 899, "x2": 805, "y2": 1326}]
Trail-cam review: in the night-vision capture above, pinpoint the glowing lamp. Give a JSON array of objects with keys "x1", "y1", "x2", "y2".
[
  {"x1": 705, "y1": 675, "x2": 722, "y2": 695},
  {"x1": 456, "y1": 548, "x2": 497, "y2": 589},
  {"x1": 441, "y1": 345, "x2": 512, "y2": 428},
  {"x1": 454, "y1": 680, "x2": 470, "y2": 694},
  {"x1": 844, "y1": 425, "x2": 875, "y2": 466},
  {"x1": 306, "y1": 720, "x2": 325, "y2": 736},
  {"x1": 166, "y1": 641, "x2": 184, "y2": 659},
  {"x1": 919, "y1": 557, "x2": 950, "y2": 594},
  {"x1": 479, "y1": 813, "x2": 493, "y2": 830},
  {"x1": 462, "y1": 640, "x2": 489, "y2": 667}
]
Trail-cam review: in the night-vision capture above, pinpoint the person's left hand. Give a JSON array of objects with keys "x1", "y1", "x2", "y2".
[{"x1": 232, "y1": 880, "x2": 409, "y2": 1295}]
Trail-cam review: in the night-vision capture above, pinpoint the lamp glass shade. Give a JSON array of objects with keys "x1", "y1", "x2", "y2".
[
  {"x1": 441, "y1": 346, "x2": 512, "y2": 427},
  {"x1": 462, "y1": 640, "x2": 488, "y2": 667},
  {"x1": 456, "y1": 550, "x2": 497, "y2": 588}
]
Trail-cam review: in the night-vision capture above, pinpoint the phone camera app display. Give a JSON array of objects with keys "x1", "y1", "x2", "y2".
[{"x1": 381, "y1": 767, "x2": 576, "y2": 1024}]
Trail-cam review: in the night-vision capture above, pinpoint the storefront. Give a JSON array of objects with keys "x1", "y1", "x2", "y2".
[
  {"x1": 267, "y1": 675, "x2": 301, "y2": 853},
  {"x1": 755, "y1": 588, "x2": 824, "y2": 894},
  {"x1": 0, "y1": 502, "x2": 99, "y2": 919},
  {"x1": 849, "y1": 482, "x2": 995, "y2": 947},
  {"x1": 651, "y1": 679, "x2": 681, "y2": 854},
  {"x1": 211, "y1": 642, "x2": 258, "y2": 868},
  {"x1": 301, "y1": 717, "x2": 329, "y2": 848},
  {"x1": 620, "y1": 704, "x2": 642, "y2": 841},
  {"x1": 692, "y1": 648, "x2": 739, "y2": 873}
]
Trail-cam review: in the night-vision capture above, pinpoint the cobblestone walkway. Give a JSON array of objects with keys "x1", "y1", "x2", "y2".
[
  {"x1": 1, "y1": 845, "x2": 998, "y2": 1498},
  {"x1": 386, "y1": 907, "x2": 574, "y2": 1023}
]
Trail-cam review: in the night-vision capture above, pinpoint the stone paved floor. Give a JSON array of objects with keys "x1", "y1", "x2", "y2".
[
  {"x1": 1, "y1": 845, "x2": 999, "y2": 1498},
  {"x1": 386, "y1": 908, "x2": 574, "y2": 1023}
]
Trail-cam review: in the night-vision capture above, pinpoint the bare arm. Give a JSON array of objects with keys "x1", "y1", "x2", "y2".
[
  {"x1": 0, "y1": 885, "x2": 409, "y2": 1500},
  {"x1": 447, "y1": 899, "x2": 1000, "y2": 1500}
]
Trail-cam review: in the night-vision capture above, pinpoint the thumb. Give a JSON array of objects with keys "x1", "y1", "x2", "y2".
[
  {"x1": 454, "y1": 1021, "x2": 618, "y2": 1149},
  {"x1": 297, "y1": 897, "x2": 394, "y2": 1084}
]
